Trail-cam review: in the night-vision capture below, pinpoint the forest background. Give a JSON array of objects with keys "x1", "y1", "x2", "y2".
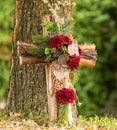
[{"x1": 0, "y1": 0, "x2": 117, "y2": 117}]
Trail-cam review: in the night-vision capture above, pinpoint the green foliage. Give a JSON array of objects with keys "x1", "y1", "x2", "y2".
[
  {"x1": 30, "y1": 35, "x2": 51, "y2": 58},
  {"x1": 45, "y1": 54, "x2": 51, "y2": 62},
  {"x1": 41, "y1": 19, "x2": 75, "y2": 35},
  {"x1": 58, "y1": 104, "x2": 69, "y2": 125},
  {"x1": 32, "y1": 35, "x2": 50, "y2": 46},
  {"x1": 0, "y1": 0, "x2": 14, "y2": 43},
  {"x1": 73, "y1": 0, "x2": 117, "y2": 116},
  {"x1": 0, "y1": 0, "x2": 14, "y2": 100},
  {"x1": 28, "y1": 45, "x2": 45, "y2": 57},
  {"x1": 44, "y1": 48, "x2": 51, "y2": 55},
  {"x1": 77, "y1": 115, "x2": 117, "y2": 129},
  {"x1": 44, "y1": 48, "x2": 51, "y2": 62},
  {"x1": 41, "y1": 22, "x2": 59, "y2": 34},
  {"x1": 63, "y1": 18, "x2": 75, "y2": 35},
  {"x1": 0, "y1": 112, "x2": 117, "y2": 129},
  {"x1": 0, "y1": 60, "x2": 10, "y2": 99}
]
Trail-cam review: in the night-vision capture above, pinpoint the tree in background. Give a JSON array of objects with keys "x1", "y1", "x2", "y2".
[
  {"x1": 73, "y1": 0, "x2": 117, "y2": 116},
  {"x1": 0, "y1": 0, "x2": 14, "y2": 100}
]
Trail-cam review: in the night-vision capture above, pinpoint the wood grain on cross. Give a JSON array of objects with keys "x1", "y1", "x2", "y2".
[
  {"x1": 17, "y1": 16, "x2": 97, "y2": 123},
  {"x1": 18, "y1": 42, "x2": 96, "y2": 66}
]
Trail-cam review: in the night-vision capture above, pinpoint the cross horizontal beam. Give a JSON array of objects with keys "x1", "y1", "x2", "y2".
[{"x1": 17, "y1": 41, "x2": 97, "y2": 67}]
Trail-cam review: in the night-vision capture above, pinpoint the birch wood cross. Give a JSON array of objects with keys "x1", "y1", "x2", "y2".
[
  {"x1": 17, "y1": 16, "x2": 97, "y2": 124},
  {"x1": 17, "y1": 43, "x2": 97, "y2": 121}
]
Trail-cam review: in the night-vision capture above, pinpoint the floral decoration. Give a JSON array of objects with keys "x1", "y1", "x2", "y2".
[
  {"x1": 50, "y1": 35, "x2": 71, "y2": 48},
  {"x1": 30, "y1": 34, "x2": 82, "y2": 73},
  {"x1": 62, "y1": 35, "x2": 72, "y2": 46},
  {"x1": 56, "y1": 88, "x2": 76, "y2": 104},
  {"x1": 49, "y1": 34, "x2": 81, "y2": 71},
  {"x1": 68, "y1": 54, "x2": 80, "y2": 70},
  {"x1": 50, "y1": 35, "x2": 64, "y2": 48}
]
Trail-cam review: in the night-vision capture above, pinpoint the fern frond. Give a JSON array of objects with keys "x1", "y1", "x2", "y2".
[
  {"x1": 27, "y1": 44, "x2": 45, "y2": 57},
  {"x1": 32, "y1": 34, "x2": 50, "y2": 46}
]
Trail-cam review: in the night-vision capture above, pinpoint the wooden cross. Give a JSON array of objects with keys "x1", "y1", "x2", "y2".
[{"x1": 17, "y1": 16, "x2": 97, "y2": 124}]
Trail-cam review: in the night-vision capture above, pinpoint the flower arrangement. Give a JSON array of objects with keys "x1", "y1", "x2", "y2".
[
  {"x1": 56, "y1": 88, "x2": 76, "y2": 104},
  {"x1": 29, "y1": 27, "x2": 82, "y2": 71},
  {"x1": 27, "y1": 19, "x2": 81, "y2": 124}
]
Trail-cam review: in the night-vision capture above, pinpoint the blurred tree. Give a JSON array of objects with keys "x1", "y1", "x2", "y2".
[
  {"x1": 0, "y1": 0, "x2": 14, "y2": 100},
  {"x1": 73, "y1": 0, "x2": 117, "y2": 116}
]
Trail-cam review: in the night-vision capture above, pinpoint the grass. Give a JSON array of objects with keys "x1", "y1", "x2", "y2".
[
  {"x1": 77, "y1": 115, "x2": 117, "y2": 129},
  {"x1": 0, "y1": 109, "x2": 117, "y2": 130}
]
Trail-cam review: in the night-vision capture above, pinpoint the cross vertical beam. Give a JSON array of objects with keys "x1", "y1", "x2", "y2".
[{"x1": 45, "y1": 63, "x2": 58, "y2": 121}]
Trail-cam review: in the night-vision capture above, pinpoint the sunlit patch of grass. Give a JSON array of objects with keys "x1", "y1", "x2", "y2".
[
  {"x1": 77, "y1": 115, "x2": 117, "y2": 129},
  {"x1": 0, "y1": 112, "x2": 117, "y2": 130}
]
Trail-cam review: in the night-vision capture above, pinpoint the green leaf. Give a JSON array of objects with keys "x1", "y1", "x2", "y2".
[
  {"x1": 45, "y1": 54, "x2": 51, "y2": 62},
  {"x1": 44, "y1": 48, "x2": 51, "y2": 55},
  {"x1": 41, "y1": 22, "x2": 53, "y2": 29},
  {"x1": 41, "y1": 22, "x2": 59, "y2": 34},
  {"x1": 62, "y1": 46, "x2": 68, "y2": 53}
]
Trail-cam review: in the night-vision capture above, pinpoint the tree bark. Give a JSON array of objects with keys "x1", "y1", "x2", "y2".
[
  {"x1": 6, "y1": 0, "x2": 48, "y2": 116},
  {"x1": 17, "y1": 41, "x2": 97, "y2": 66}
]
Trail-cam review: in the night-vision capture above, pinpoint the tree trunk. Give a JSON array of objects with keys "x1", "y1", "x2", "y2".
[{"x1": 6, "y1": 0, "x2": 48, "y2": 116}]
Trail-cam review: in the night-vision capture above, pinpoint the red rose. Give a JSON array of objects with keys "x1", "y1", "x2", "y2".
[
  {"x1": 68, "y1": 54, "x2": 80, "y2": 70},
  {"x1": 50, "y1": 35, "x2": 72, "y2": 48},
  {"x1": 56, "y1": 88, "x2": 76, "y2": 104},
  {"x1": 63, "y1": 35, "x2": 72, "y2": 46},
  {"x1": 50, "y1": 35, "x2": 64, "y2": 48},
  {"x1": 78, "y1": 47, "x2": 82, "y2": 55}
]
